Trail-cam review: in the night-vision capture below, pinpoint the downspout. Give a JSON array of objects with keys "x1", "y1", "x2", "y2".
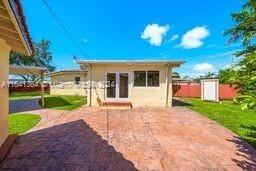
[
  {"x1": 165, "y1": 64, "x2": 170, "y2": 107},
  {"x1": 88, "y1": 63, "x2": 92, "y2": 107}
]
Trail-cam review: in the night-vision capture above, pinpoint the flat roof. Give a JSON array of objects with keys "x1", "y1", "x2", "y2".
[
  {"x1": 77, "y1": 59, "x2": 185, "y2": 67},
  {"x1": 45, "y1": 69, "x2": 86, "y2": 77}
]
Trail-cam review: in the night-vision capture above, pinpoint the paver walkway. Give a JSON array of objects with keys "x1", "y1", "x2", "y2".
[{"x1": 1, "y1": 106, "x2": 256, "y2": 170}]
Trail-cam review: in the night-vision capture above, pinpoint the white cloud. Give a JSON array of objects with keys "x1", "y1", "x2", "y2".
[
  {"x1": 193, "y1": 63, "x2": 215, "y2": 72},
  {"x1": 141, "y1": 23, "x2": 169, "y2": 46},
  {"x1": 179, "y1": 26, "x2": 210, "y2": 49},
  {"x1": 170, "y1": 34, "x2": 179, "y2": 41},
  {"x1": 82, "y1": 38, "x2": 88, "y2": 43}
]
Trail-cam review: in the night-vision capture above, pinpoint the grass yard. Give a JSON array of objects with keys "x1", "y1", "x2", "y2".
[
  {"x1": 179, "y1": 98, "x2": 256, "y2": 148},
  {"x1": 43, "y1": 95, "x2": 86, "y2": 111},
  {"x1": 10, "y1": 91, "x2": 49, "y2": 100},
  {"x1": 9, "y1": 113, "x2": 41, "y2": 135}
]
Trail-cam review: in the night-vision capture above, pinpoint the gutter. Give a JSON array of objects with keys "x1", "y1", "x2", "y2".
[
  {"x1": 77, "y1": 60, "x2": 185, "y2": 65},
  {"x1": 165, "y1": 64, "x2": 170, "y2": 107}
]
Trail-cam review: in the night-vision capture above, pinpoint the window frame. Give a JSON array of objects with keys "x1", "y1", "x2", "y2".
[
  {"x1": 133, "y1": 70, "x2": 147, "y2": 87},
  {"x1": 133, "y1": 70, "x2": 160, "y2": 88},
  {"x1": 147, "y1": 70, "x2": 160, "y2": 87},
  {"x1": 75, "y1": 77, "x2": 81, "y2": 85}
]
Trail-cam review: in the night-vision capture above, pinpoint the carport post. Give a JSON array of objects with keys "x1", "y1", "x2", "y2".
[{"x1": 41, "y1": 72, "x2": 45, "y2": 107}]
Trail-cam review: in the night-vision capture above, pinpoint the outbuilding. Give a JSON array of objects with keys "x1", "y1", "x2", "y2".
[{"x1": 47, "y1": 70, "x2": 87, "y2": 96}]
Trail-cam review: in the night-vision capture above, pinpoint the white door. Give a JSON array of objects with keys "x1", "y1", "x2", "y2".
[
  {"x1": 203, "y1": 81, "x2": 216, "y2": 101},
  {"x1": 106, "y1": 72, "x2": 130, "y2": 101}
]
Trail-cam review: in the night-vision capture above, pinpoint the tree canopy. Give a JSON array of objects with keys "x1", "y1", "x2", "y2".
[
  {"x1": 217, "y1": 68, "x2": 236, "y2": 84},
  {"x1": 224, "y1": 0, "x2": 256, "y2": 110},
  {"x1": 172, "y1": 72, "x2": 180, "y2": 78},
  {"x1": 10, "y1": 39, "x2": 55, "y2": 81}
]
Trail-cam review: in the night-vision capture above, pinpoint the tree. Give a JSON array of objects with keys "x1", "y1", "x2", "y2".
[
  {"x1": 193, "y1": 72, "x2": 216, "y2": 82},
  {"x1": 10, "y1": 39, "x2": 55, "y2": 82},
  {"x1": 224, "y1": 0, "x2": 256, "y2": 109},
  {"x1": 217, "y1": 68, "x2": 236, "y2": 84},
  {"x1": 172, "y1": 72, "x2": 180, "y2": 78},
  {"x1": 202, "y1": 72, "x2": 216, "y2": 79},
  {"x1": 183, "y1": 75, "x2": 190, "y2": 79}
]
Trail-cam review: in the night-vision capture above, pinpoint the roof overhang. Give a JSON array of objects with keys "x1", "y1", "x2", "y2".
[
  {"x1": 9, "y1": 65, "x2": 46, "y2": 75},
  {"x1": 0, "y1": 0, "x2": 33, "y2": 55},
  {"x1": 45, "y1": 70, "x2": 87, "y2": 77},
  {"x1": 77, "y1": 60, "x2": 185, "y2": 68}
]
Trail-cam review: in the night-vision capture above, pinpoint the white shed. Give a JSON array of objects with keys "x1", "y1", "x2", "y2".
[{"x1": 201, "y1": 79, "x2": 219, "y2": 102}]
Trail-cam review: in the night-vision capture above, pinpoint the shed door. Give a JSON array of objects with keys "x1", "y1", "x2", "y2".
[{"x1": 203, "y1": 81, "x2": 216, "y2": 101}]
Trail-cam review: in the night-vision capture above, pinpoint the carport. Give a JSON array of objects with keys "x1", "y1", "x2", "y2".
[
  {"x1": 0, "y1": 0, "x2": 34, "y2": 154},
  {"x1": 9, "y1": 65, "x2": 47, "y2": 107}
]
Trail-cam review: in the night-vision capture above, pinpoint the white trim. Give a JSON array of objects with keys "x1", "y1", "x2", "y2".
[{"x1": 77, "y1": 59, "x2": 185, "y2": 65}]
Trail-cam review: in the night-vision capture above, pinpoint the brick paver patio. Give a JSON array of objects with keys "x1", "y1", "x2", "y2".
[{"x1": 1, "y1": 106, "x2": 256, "y2": 170}]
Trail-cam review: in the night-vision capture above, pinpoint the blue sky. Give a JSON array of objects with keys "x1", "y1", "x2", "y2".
[{"x1": 21, "y1": 0, "x2": 243, "y2": 78}]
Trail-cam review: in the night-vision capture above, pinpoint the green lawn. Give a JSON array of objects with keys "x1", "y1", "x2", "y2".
[
  {"x1": 178, "y1": 98, "x2": 256, "y2": 148},
  {"x1": 9, "y1": 113, "x2": 41, "y2": 135},
  {"x1": 43, "y1": 95, "x2": 86, "y2": 111},
  {"x1": 9, "y1": 91, "x2": 49, "y2": 100}
]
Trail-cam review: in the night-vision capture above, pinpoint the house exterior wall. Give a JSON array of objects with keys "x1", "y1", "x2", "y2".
[
  {"x1": 50, "y1": 73, "x2": 87, "y2": 96},
  {"x1": 89, "y1": 64, "x2": 173, "y2": 107},
  {"x1": 50, "y1": 73, "x2": 86, "y2": 83},
  {"x1": 0, "y1": 39, "x2": 11, "y2": 147},
  {"x1": 50, "y1": 88, "x2": 87, "y2": 96}
]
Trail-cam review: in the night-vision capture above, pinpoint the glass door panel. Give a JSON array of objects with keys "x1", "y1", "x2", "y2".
[
  {"x1": 119, "y1": 73, "x2": 129, "y2": 98},
  {"x1": 107, "y1": 73, "x2": 116, "y2": 98}
]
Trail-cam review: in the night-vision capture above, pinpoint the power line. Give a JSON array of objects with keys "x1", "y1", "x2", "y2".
[{"x1": 42, "y1": 0, "x2": 87, "y2": 58}]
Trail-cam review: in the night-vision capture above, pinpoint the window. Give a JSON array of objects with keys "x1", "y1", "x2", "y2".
[
  {"x1": 75, "y1": 77, "x2": 81, "y2": 85},
  {"x1": 134, "y1": 71, "x2": 146, "y2": 87},
  {"x1": 134, "y1": 70, "x2": 160, "y2": 87},
  {"x1": 147, "y1": 71, "x2": 159, "y2": 87}
]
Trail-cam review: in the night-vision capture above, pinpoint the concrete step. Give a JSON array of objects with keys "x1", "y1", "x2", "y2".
[{"x1": 101, "y1": 102, "x2": 132, "y2": 110}]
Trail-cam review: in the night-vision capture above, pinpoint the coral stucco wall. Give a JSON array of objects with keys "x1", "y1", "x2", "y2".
[
  {"x1": 219, "y1": 84, "x2": 238, "y2": 99},
  {"x1": 173, "y1": 83, "x2": 238, "y2": 100}
]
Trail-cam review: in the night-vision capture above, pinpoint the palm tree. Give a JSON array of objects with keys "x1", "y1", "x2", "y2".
[{"x1": 202, "y1": 72, "x2": 216, "y2": 79}]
